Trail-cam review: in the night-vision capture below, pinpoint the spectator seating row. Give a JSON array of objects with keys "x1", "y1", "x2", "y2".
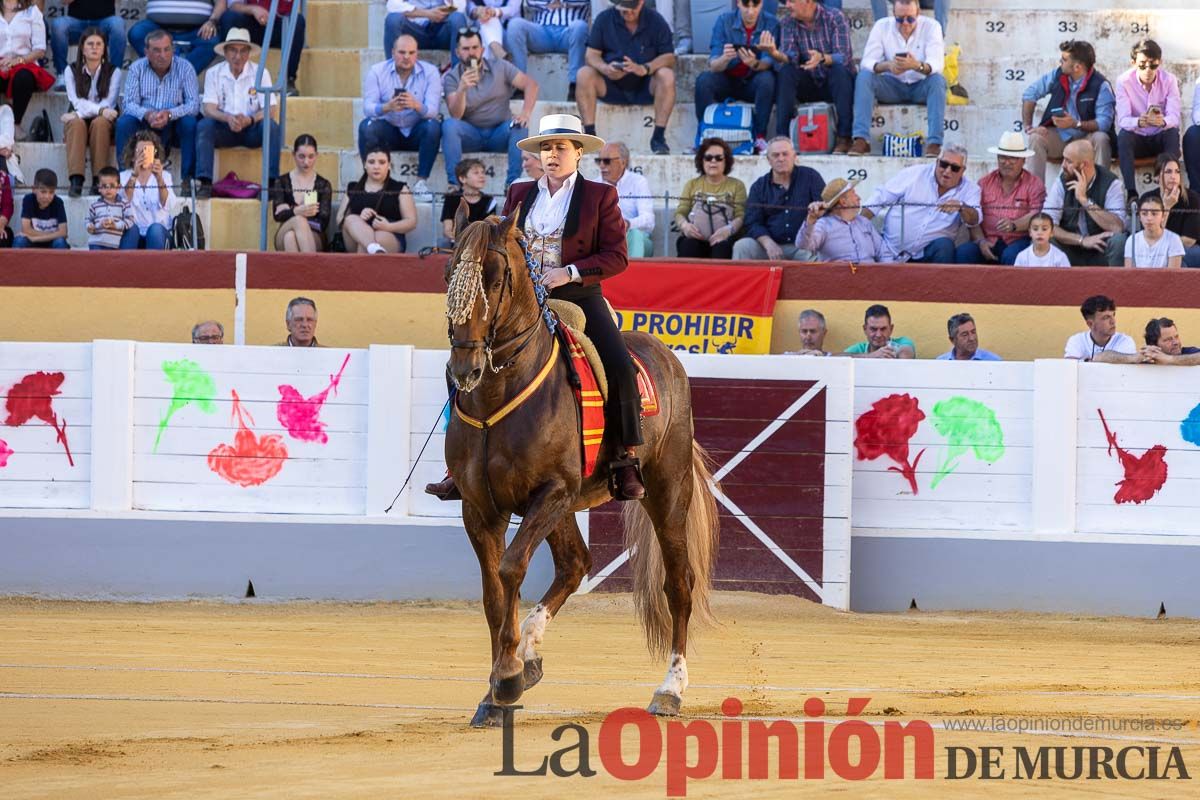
[{"x1": 9, "y1": 0, "x2": 1200, "y2": 253}]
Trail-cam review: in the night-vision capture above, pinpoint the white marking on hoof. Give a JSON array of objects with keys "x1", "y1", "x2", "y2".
[
  {"x1": 655, "y1": 652, "x2": 688, "y2": 700},
  {"x1": 516, "y1": 603, "x2": 552, "y2": 662}
]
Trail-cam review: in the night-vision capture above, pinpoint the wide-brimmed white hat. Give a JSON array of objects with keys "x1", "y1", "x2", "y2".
[
  {"x1": 215, "y1": 28, "x2": 261, "y2": 59},
  {"x1": 987, "y1": 130, "x2": 1035, "y2": 158},
  {"x1": 517, "y1": 114, "x2": 606, "y2": 154}
]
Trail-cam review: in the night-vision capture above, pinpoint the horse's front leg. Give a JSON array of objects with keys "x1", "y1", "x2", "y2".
[
  {"x1": 462, "y1": 501, "x2": 512, "y2": 728},
  {"x1": 491, "y1": 481, "x2": 572, "y2": 706},
  {"x1": 516, "y1": 513, "x2": 591, "y2": 692}
]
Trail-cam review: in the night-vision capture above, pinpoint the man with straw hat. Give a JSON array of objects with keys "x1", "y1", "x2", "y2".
[
  {"x1": 195, "y1": 27, "x2": 279, "y2": 198},
  {"x1": 796, "y1": 177, "x2": 885, "y2": 262},
  {"x1": 957, "y1": 130, "x2": 1046, "y2": 265}
]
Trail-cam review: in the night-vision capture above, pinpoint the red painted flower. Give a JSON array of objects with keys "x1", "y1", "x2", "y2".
[
  {"x1": 1099, "y1": 409, "x2": 1168, "y2": 505},
  {"x1": 208, "y1": 390, "x2": 288, "y2": 487},
  {"x1": 855, "y1": 393, "x2": 926, "y2": 494},
  {"x1": 4, "y1": 371, "x2": 74, "y2": 466}
]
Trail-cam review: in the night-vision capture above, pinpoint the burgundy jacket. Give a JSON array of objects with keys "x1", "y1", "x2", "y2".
[{"x1": 503, "y1": 175, "x2": 629, "y2": 301}]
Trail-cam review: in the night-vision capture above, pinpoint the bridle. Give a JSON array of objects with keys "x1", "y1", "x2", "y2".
[{"x1": 447, "y1": 230, "x2": 556, "y2": 374}]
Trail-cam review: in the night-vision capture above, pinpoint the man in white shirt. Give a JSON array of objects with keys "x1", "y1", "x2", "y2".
[
  {"x1": 195, "y1": 28, "x2": 279, "y2": 198},
  {"x1": 861, "y1": 142, "x2": 980, "y2": 263},
  {"x1": 358, "y1": 34, "x2": 443, "y2": 198},
  {"x1": 596, "y1": 140, "x2": 654, "y2": 257},
  {"x1": 1064, "y1": 294, "x2": 1138, "y2": 362},
  {"x1": 850, "y1": 0, "x2": 946, "y2": 158}
]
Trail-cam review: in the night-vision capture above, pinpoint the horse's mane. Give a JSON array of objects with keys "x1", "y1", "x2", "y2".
[{"x1": 446, "y1": 218, "x2": 499, "y2": 326}]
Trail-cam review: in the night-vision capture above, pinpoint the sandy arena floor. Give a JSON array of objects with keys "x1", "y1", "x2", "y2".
[{"x1": 1, "y1": 593, "x2": 1198, "y2": 798}]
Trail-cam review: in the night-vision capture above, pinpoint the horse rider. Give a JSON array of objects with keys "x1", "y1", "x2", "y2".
[{"x1": 427, "y1": 113, "x2": 645, "y2": 501}]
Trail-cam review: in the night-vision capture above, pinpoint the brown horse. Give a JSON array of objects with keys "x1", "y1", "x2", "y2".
[{"x1": 443, "y1": 208, "x2": 720, "y2": 727}]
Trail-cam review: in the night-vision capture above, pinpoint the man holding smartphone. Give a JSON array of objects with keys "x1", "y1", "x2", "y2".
[
  {"x1": 850, "y1": 0, "x2": 945, "y2": 158},
  {"x1": 1020, "y1": 39, "x2": 1115, "y2": 186},
  {"x1": 1114, "y1": 38, "x2": 1182, "y2": 201},
  {"x1": 694, "y1": 0, "x2": 779, "y2": 155},
  {"x1": 359, "y1": 34, "x2": 442, "y2": 198}
]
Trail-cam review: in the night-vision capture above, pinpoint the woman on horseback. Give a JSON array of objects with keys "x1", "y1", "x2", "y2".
[{"x1": 427, "y1": 113, "x2": 645, "y2": 500}]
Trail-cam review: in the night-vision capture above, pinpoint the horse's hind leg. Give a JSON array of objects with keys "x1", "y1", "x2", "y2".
[
  {"x1": 639, "y1": 446, "x2": 703, "y2": 717},
  {"x1": 517, "y1": 513, "x2": 591, "y2": 691},
  {"x1": 462, "y1": 502, "x2": 511, "y2": 728}
]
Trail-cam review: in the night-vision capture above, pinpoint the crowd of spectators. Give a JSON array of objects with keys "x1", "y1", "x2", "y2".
[
  {"x1": 2, "y1": 0, "x2": 1200, "y2": 266},
  {"x1": 786, "y1": 296, "x2": 1200, "y2": 365}
]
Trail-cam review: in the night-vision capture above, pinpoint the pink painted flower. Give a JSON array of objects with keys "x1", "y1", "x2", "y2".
[{"x1": 0, "y1": 439, "x2": 12, "y2": 467}]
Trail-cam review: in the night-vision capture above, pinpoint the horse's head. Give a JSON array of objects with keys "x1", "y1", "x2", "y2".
[{"x1": 445, "y1": 204, "x2": 529, "y2": 393}]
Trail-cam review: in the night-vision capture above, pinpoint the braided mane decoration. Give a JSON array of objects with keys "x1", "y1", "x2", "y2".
[
  {"x1": 446, "y1": 216, "x2": 558, "y2": 335},
  {"x1": 446, "y1": 221, "x2": 493, "y2": 326}
]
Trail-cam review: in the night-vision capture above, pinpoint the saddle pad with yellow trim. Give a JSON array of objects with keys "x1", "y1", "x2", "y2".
[{"x1": 559, "y1": 325, "x2": 660, "y2": 478}]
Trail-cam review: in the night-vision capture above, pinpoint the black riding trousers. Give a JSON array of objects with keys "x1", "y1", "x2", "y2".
[{"x1": 572, "y1": 293, "x2": 644, "y2": 448}]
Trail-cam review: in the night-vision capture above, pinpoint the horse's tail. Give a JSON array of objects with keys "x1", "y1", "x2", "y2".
[{"x1": 624, "y1": 440, "x2": 721, "y2": 659}]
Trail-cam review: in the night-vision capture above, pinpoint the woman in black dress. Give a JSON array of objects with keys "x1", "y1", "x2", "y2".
[
  {"x1": 338, "y1": 147, "x2": 417, "y2": 254},
  {"x1": 272, "y1": 134, "x2": 334, "y2": 252}
]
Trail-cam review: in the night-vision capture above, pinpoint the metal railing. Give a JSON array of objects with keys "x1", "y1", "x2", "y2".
[{"x1": 253, "y1": 0, "x2": 306, "y2": 251}]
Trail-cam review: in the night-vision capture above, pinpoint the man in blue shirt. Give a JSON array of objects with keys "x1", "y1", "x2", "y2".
[
  {"x1": 935, "y1": 313, "x2": 1002, "y2": 361},
  {"x1": 695, "y1": 0, "x2": 778, "y2": 154},
  {"x1": 733, "y1": 135, "x2": 824, "y2": 261},
  {"x1": 575, "y1": 0, "x2": 676, "y2": 154},
  {"x1": 1020, "y1": 39, "x2": 1115, "y2": 186},
  {"x1": 118, "y1": 30, "x2": 202, "y2": 189},
  {"x1": 358, "y1": 34, "x2": 442, "y2": 198}
]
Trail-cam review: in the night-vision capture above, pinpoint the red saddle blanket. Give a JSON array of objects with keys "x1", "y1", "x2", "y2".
[{"x1": 559, "y1": 326, "x2": 660, "y2": 477}]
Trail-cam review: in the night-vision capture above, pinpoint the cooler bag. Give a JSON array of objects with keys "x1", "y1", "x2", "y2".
[
  {"x1": 789, "y1": 102, "x2": 835, "y2": 154},
  {"x1": 695, "y1": 102, "x2": 755, "y2": 155}
]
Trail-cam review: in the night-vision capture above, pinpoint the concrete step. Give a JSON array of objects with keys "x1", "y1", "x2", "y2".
[{"x1": 306, "y1": 1, "x2": 375, "y2": 50}]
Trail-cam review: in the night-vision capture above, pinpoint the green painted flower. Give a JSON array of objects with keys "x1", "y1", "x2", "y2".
[
  {"x1": 930, "y1": 397, "x2": 1005, "y2": 489},
  {"x1": 154, "y1": 359, "x2": 217, "y2": 452}
]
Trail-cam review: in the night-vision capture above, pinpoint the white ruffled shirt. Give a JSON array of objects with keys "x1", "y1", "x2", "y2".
[{"x1": 527, "y1": 171, "x2": 578, "y2": 236}]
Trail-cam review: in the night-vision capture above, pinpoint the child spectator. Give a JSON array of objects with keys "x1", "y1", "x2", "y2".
[
  {"x1": 86, "y1": 166, "x2": 135, "y2": 250},
  {"x1": 1125, "y1": 195, "x2": 1185, "y2": 269},
  {"x1": 13, "y1": 169, "x2": 69, "y2": 249},
  {"x1": 1014, "y1": 212, "x2": 1070, "y2": 268},
  {"x1": 439, "y1": 157, "x2": 496, "y2": 249}
]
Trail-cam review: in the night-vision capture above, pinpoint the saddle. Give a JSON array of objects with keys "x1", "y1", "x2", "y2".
[{"x1": 548, "y1": 300, "x2": 660, "y2": 479}]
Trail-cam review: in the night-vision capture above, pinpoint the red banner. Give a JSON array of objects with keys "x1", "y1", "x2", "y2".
[{"x1": 604, "y1": 261, "x2": 783, "y2": 354}]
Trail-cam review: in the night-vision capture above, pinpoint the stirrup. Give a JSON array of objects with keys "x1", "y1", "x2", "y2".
[{"x1": 608, "y1": 456, "x2": 646, "y2": 501}]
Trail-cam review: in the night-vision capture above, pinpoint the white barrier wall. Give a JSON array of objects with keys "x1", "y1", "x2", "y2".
[
  {"x1": 0, "y1": 342, "x2": 92, "y2": 509},
  {"x1": 4, "y1": 343, "x2": 1200, "y2": 613},
  {"x1": 851, "y1": 361, "x2": 1035, "y2": 534}
]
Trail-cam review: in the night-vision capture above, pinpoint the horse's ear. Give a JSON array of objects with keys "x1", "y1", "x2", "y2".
[
  {"x1": 453, "y1": 197, "x2": 471, "y2": 239},
  {"x1": 497, "y1": 211, "x2": 519, "y2": 243}
]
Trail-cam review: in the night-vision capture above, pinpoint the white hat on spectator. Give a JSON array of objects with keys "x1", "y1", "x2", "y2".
[
  {"x1": 215, "y1": 28, "x2": 261, "y2": 59},
  {"x1": 987, "y1": 131, "x2": 1036, "y2": 158},
  {"x1": 517, "y1": 114, "x2": 605, "y2": 155}
]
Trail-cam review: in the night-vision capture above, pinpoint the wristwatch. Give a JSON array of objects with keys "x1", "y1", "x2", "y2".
[
  {"x1": 642, "y1": 63, "x2": 652, "y2": 77},
  {"x1": 566, "y1": 264, "x2": 581, "y2": 283}
]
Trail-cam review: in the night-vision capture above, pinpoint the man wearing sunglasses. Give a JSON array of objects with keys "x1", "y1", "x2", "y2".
[
  {"x1": 596, "y1": 141, "x2": 655, "y2": 256},
  {"x1": 1114, "y1": 39, "x2": 1182, "y2": 201},
  {"x1": 695, "y1": 0, "x2": 779, "y2": 155},
  {"x1": 851, "y1": 0, "x2": 945, "y2": 158},
  {"x1": 861, "y1": 142, "x2": 980, "y2": 263}
]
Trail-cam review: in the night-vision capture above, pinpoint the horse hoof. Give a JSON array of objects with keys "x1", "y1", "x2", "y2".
[
  {"x1": 492, "y1": 672, "x2": 525, "y2": 705},
  {"x1": 470, "y1": 702, "x2": 505, "y2": 728},
  {"x1": 647, "y1": 691, "x2": 682, "y2": 717},
  {"x1": 522, "y1": 657, "x2": 544, "y2": 690}
]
